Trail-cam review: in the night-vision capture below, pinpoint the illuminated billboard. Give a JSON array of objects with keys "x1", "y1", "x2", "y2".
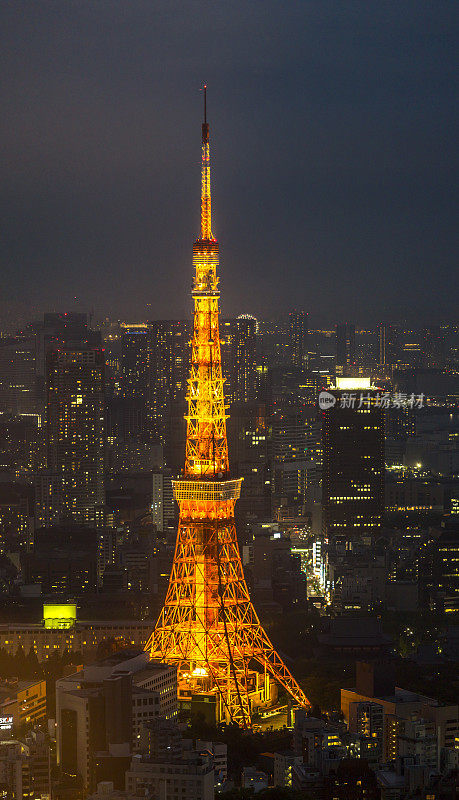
[
  {"x1": 43, "y1": 603, "x2": 77, "y2": 629},
  {"x1": 334, "y1": 377, "x2": 373, "y2": 391}
]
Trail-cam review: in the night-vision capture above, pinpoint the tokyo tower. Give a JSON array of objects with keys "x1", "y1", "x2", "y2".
[{"x1": 146, "y1": 89, "x2": 310, "y2": 727}]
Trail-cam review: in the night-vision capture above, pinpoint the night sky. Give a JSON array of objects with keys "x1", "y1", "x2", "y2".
[{"x1": 0, "y1": 1, "x2": 457, "y2": 327}]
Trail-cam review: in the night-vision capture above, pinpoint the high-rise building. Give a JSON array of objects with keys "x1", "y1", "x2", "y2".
[
  {"x1": 398, "y1": 330, "x2": 423, "y2": 367},
  {"x1": 289, "y1": 311, "x2": 308, "y2": 370},
  {"x1": 0, "y1": 313, "x2": 91, "y2": 418},
  {"x1": 434, "y1": 519, "x2": 459, "y2": 613},
  {"x1": 322, "y1": 377, "x2": 384, "y2": 542},
  {"x1": 376, "y1": 323, "x2": 399, "y2": 367},
  {"x1": 220, "y1": 317, "x2": 257, "y2": 404},
  {"x1": 0, "y1": 481, "x2": 34, "y2": 552},
  {"x1": 41, "y1": 312, "x2": 88, "y2": 334},
  {"x1": 0, "y1": 334, "x2": 37, "y2": 414},
  {"x1": 44, "y1": 343, "x2": 105, "y2": 525},
  {"x1": 258, "y1": 319, "x2": 289, "y2": 368},
  {"x1": 114, "y1": 323, "x2": 155, "y2": 464},
  {"x1": 422, "y1": 326, "x2": 445, "y2": 368},
  {"x1": 226, "y1": 401, "x2": 271, "y2": 521},
  {"x1": 377, "y1": 323, "x2": 387, "y2": 367},
  {"x1": 271, "y1": 406, "x2": 320, "y2": 513},
  {"x1": 0, "y1": 412, "x2": 43, "y2": 478},
  {"x1": 34, "y1": 312, "x2": 91, "y2": 395},
  {"x1": 336, "y1": 323, "x2": 356, "y2": 373},
  {"x1": 105, "y1": 396, "x2": 162, "y2": 473},
  {"x1": 272, "y1": 409, "x2": 310, "y2": 463},
  {"x1": 120, "y1": 323, "x2": 150, "y2": 401},
  {"x1": 146, "y1": 91, "x2": 310, "y2": 726},
  {"x1": 147, "y1": 320, "x2": 190, "y2": 442},
  {"x1": 119, "y1": 320, "x2": 190, "y2": 443}
]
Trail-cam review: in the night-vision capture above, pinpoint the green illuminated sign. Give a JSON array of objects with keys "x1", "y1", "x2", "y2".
[{"x1": 43, "y1": 603, "x2": 77, "y2": 629}]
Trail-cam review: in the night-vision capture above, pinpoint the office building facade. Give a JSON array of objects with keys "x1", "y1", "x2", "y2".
[
  {"x1": 322, "y1": 378, "x2": 384, "y2": 542},
  {"x1": 45, "y1": 345, "x2": 105, "y2": 525},
  {"x1": 336, "y1": 323, "x2": 356, "y2": 373}
]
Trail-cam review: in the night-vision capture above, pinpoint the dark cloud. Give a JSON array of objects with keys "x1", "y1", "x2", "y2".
[{"x1": 0, "y1": 0, "x2": 457, "y2": 325}]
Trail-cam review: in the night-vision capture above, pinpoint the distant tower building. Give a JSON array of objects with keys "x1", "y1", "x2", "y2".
[
  {"x1": 336, "y1": 323, "x2": 356, "y2": 373},
  {"x1": 377, "y1": 324, "x2": 399, "y2": 367},
  {"x1": 322, "y1": 377, "x2": 384, "y2": 542},
  {"x1": 433, "y1": 519, "x2": 459, "y2": 613},
  {"x1": 377, "y1": 324, "x2": 387, "y2": 367},
  {"x1": 0, "y1": 313, "x2": 91, "y2": 418},
  {"x1": 289, "y1": 311, "x2": 308, "y2": 370},
  {"x1": 399, "y1": 330, "x2": 423, "y2": 367},
  {"x1": 272, "y1": 410, "x2": 309, "y2": 464},
  {"x1": 119, "y1": 320, "x2": 190, "y2": 443},
  {"x1": 226, "y1": 401, "x2": 271, "y2": 521},
  {"x1": 0, "y1": 334, "x2": 37, "y2": 415},
  {"x1": 44, "y1": 344, "x2": 105, "y2": 525},
  {"x1": 221, "y1": 317, "x2": 257, "y2": 404},
  {"x1": 271, "y1": 407, "x2": 319, "y2": 509},
  {"x1": 422, "y1": 326, "x2": 445, "y2": 368},
  {"x1": 147, "y1": 320, "x2": 190, "y2": 441},
  {"x1": 40, "y1": 312, "x2": 89, "y2": 344},
  {"x1": 120, "y1": 323, "x2": 150, "y2": 401}
]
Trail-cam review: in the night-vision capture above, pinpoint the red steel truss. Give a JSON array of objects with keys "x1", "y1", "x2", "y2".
[{"x1": 146, "y1": 88, "x2": 310, "y2": 727}]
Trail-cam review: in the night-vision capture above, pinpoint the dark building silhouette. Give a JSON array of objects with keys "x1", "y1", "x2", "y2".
[
  {"x1": 21, "y1": 526, "x2": 99, "y2": 592},
  {"x1": 226, "y1": 401, "x2": 271, "y2": 521},
  {"x1": 60, "y1": 668, "x2": 133, "y2": 791},
  {"x1": 43, "y1": 343, "x2": 105, "y2": 526},
  {"x1": 434, "y1": 519, "x2": 459, "y2": 613},
  {"x1": 322, "y1": 379, "x2": 384, "y2": 542},
  {"x1": 336, "y1": 323, "x2": 356, "y2": 373},
  {"x1": 0, "y1": 480, "x2": 34, "y2": 551},
  {"x1": 377, "y1": 323, "x2": 399, "y2": 367},
  {"x1": 220, "y1": 317, "x2": 257, "y2": 404},
  {"x1": 120, "y1": 323, "x2": 150, "y2": 401},
  {"x1": 0, "y1": 334, "x2": 38, "y2": 415},
  {"x1": 422, "y1": 326, "x2": 445, "y2": 368},
  {"x1": 0, "y1": 314, "x2": 92, "y2": 418},
  {"x1": 119, "y1": 320, "x2": 190, "y2": 443},
  {"x1": 147, "y1": 320, "x2": 190, "y2": 442},
  {"x1": 288, "y1": 310, "x2": 308, "y2": 370},
  {"x1": 0, "y1": 412, "x2": 42, "y2": 478}
]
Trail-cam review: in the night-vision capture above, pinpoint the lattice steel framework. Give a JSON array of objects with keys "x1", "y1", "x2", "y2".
[{"x1": 146, "y1": 88, "x2": 310, "y2": 727}]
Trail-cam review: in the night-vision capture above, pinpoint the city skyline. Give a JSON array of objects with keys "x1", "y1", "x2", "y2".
[
  {"x1": 0, "y1": 4, "x2": 458, "y2": 797},
  {"x1": 0, "y1": 2, "x2": 457, "y2": 326}
]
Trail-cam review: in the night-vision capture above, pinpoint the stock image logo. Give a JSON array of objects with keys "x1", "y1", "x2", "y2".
[
  {"x1": 319, "y1": 391, "x2": 336, "y2": 410},
  {"x1": 318, "y1": 389, "x2": 425, "y2": 411}
]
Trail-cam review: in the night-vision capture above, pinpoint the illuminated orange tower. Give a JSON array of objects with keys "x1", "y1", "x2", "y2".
[{"x1": 146, "y1": 89, "x2": 310, "y2": 727}]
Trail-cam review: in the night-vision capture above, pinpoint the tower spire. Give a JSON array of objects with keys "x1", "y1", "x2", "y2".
[{"x1": 200, "y1": 84, "x2": 212, "y2": 240}]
